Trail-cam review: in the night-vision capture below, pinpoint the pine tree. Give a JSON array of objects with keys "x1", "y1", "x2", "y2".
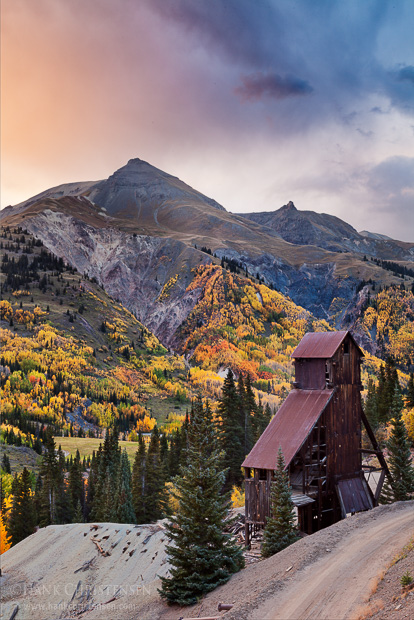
[
  {"x1": 1, "y1": 452, "x2": 11, "y2": 474},
  {"x1": 114, "y1": 449, "x2": 136, "y2": 523},
  {"x1": 407, "y1": 372, "x2": 414, "y2": 408},
  {"x1": 145, "y1": 426, "x2": 166, "y2": 522},
  {"x1": 85, "y1": 449, "x2": 98, "y2": 521},
  {"x1": 73, "y1": 500, "x2": 84, "y2": 523},
  {"x1": 132, "y1": 433, "x2": 147, "y2": 523},
  {"x1": 56, "y1": 445, "x2": 72, "y2": 523},
  {"x1": 167, "y1": 429, "x2": 182, "y2": 478},
  {"x1": 262, "y1": 447, "x2": 299, "y2": 558},
  {"x1": 217, "y1": 370, "x2": 244, "y2": 489},
  {"x1": 90, "y1": 428, "x2": 121, "y2": 521},
  {"x1": 380, "y1": 391, "x2": 414, "y2": 503},
  {"x1": 38, "y1": 430, "x2": 61, "y2": 526},
  {"x1": 237, "y1": 375, "x2": 254, "y2": 455},
  {"x1": 7, "y1": 468, "x2": 36, "y2": 546},
  {"x1": 364, "y1": 377, "x2": 378, "y2": 429},
  {"x1": 159, "y1": 396, "x2": 244, "y2": 606},
  {"x1": 68, "y1": 449, "x2": 84, "y2": 514}
]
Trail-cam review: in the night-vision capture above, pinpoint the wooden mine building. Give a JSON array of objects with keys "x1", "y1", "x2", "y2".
[{"x1": 242, "y1": 330, "x2": 391, "y2": 545}]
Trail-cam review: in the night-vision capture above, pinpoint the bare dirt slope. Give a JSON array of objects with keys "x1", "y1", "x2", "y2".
[
  {"x1": 1, "y1": 502, "x2": 413, "y2": 620},
  {"x1": 195, "y1": 501, "x2": 414, "y2": 620}
]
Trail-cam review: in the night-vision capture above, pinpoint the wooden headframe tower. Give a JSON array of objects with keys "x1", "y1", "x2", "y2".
[{"x1": 242, "y1": 330, "x2": 391, "y2": 546}]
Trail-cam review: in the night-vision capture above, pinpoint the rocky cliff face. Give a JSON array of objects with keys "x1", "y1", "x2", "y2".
[{"x1": 24, "y1": 210, "x2": 210, "y2": 345}]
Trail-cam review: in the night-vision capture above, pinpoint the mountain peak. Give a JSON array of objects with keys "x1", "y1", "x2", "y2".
[{"x1": 280, "y1": 201, "x2": 297, "y2": 212}]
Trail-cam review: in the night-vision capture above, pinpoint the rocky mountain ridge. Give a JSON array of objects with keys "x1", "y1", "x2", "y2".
[
  {"x1": 1, "y1": 158, "x2": 412, "y2": 349},
  {"x1": 239, "y1": 201, "x2": 414, "y2": 259}
]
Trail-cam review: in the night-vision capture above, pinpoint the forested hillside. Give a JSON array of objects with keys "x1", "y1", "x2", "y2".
[{"x1": 1, "y1": 223, "x2": 413, "y2": 558}]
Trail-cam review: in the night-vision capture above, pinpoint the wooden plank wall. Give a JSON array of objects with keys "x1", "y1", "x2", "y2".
[{"x1": 294, "y1": 359, "x2": 326, "y2": 389}]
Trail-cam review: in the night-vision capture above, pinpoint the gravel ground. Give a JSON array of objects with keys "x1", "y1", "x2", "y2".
[
  {"x1": 0, "y1": 501, "x2": 413, "y2": 620},
  {"x1": 355, "y1": 539, "x2": 414, "y2": 620}
]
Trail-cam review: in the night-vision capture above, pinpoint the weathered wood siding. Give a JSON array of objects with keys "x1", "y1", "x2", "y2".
[
  {"x1": 324, "y1": 389, "x2": 362, "y2": 481},
  {"x1": 245, "y1": 479, "x2": 271, "y2": 523},
  {"x1": 325, "y1": 335, "x2": 362, "y2": 480},
  {"x1": 330, "y1": 334, "x2": 361, "y2": 386},
  {"x1": 294, "y1": 358, "x2": 326, "y2": 389}
]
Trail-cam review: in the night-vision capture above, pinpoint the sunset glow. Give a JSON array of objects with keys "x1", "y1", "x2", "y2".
[{"x1": 2, "y1": 0, "x2": 413, "y2": 240}]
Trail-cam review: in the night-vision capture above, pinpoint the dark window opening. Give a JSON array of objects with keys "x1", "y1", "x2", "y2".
[
  {"x1": 344, "y1": 341, "x2": 349, "y2": 355},
  {"x1": 259, "y1": 469, "x2": 267, "y2": 480}
]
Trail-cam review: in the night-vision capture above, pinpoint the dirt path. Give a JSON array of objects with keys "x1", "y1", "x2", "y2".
[
  {"x1": 254, "y1": 509, "x2": 413, "y2": 619},
  {"x1": 1, "y1": 503, "x2": 412, "y2": 620},
  {"x1": 185, "y1": 502, "x2": 414, "y2": 620}
]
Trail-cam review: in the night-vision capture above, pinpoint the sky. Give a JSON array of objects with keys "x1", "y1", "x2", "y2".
[{"x1": 1, "y1": 0, "x2": 413, "y2": 241}]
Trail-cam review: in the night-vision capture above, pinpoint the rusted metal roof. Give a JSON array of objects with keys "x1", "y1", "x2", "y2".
[
  {"x1": 242, "y1": 389, "x2": 334, "y2": 470},
  {"x1": 291, "y1": 330, "x2": 362, "y2": 359}
]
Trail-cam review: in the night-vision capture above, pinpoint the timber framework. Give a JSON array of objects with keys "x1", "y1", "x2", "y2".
[{"x1": 242, "y1": 330, "x2": 391, "y2": 547}]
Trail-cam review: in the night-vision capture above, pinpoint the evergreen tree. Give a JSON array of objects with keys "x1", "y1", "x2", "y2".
[
  {"x1": 407, "y1": 372, "x2": 414, "y2": 408},
  {"x1": 364, "y1": 377, "x2": 378, "y2": 429},
  {"x1": 159, "y1": 396, "x2": 244, "y2": 605},
  {"x1": 237, "y1": 375, "x2": 254, "y2": 455},
  {"x1": 38, "y1": 430, "x2": 61, "y2": 526},
  {"x1": 56, "y1": 445, "x2": 72, "y2": 523},
  {"x1": 68, "y1": 449, "x2": 84, "y2": 514},
  {"x1": 380, "y1": 393, "x2": 414, "y2": 503},
  {"x1": 160, "y1": 433, "x2": 169, "y2": 469},
  {"x1": 90, "y1": 428, "x2": 121, "y2": 521},
  {"x1": 262, "y1": 448, "x2": 299, "y2": 558},
  {"x1": 145, "y1": 426, "x2": 166, "y2": 522},
  {"x1": 114, "y1": 449, "x2": 136, "y2": 523},
  {"x1": 376, "y1": 365, "x2": 388, "y2": 424},
  {"x1": 217, "y1": 370, "x2": 244, "y2": 489},
  {"x1": 244, "y1": 374, "x2": 259, "y2": 442},
  {"x1": 1, "y1": 452, "x2": 11, "y2": 474},
  {"x1": 73, "y1": 500, "x2": 84, "y2": 523},
  {"x1": 85, "y1": 449, "x2": 98, "y2": 521},
  {"x1": 7, "y1": 468, "x2": 36, "y2": 546},
  {"x1": 132, "y1": 433, "x2": 147, "y2": 523},
  {"x1": 167, "y1": 429, "x2": 182, "y2": 478}
]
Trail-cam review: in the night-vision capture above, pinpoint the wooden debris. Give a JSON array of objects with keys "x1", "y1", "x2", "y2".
[
  {"x1": 74, "y1": 558, "x2": 95, "y2": 573},
  {"x1": 90, "y1": 537, "x2": 111, "y2": 557},
  {"x1": 9, "y1": 606, "x2": 19, "y2": 620}
]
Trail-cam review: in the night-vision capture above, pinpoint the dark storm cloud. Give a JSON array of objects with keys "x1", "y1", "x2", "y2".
[
  {"x1": 397, "y1": 65, "x2": 414, "y2": 85},
  {"x1": 149, "y1": 0, "x2": 282, "y2": 68},
  {"x1": 235, "y1": 71, "x2": 313, "y2": 101},
  {"x1": 147, "y1": 0, "x2": 414, "y2": 123},
  {"x1": 147, "y1": 0, "x2": 414, "y2": 126}
]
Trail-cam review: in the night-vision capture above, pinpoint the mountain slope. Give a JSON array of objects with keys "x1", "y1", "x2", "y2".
[
  {"x1": 240, "y1": 201, "x2": 414, "y2": 259},
  {"x1": 1, "y1": 158, "x2": 412, "y2": 335}
]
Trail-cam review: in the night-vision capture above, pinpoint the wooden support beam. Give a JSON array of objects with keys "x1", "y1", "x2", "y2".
[
  {"x1": 359, "y1": 448, "x2": 383, "y2": 455},
  {"x1": 374, "y1": 469, "x2": 386, "y2": 504},
  {"x1": 361, "y1": 410, "x2": 393, "y2": 484}
]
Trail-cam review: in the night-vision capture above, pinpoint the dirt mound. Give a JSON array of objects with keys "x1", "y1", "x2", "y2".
[
  {"x1": 0, "y1": 522, "x2": 170, "y2": 620},
  {"x1": 1, "y1": 502, "x2": 413, "y2": 620}
]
